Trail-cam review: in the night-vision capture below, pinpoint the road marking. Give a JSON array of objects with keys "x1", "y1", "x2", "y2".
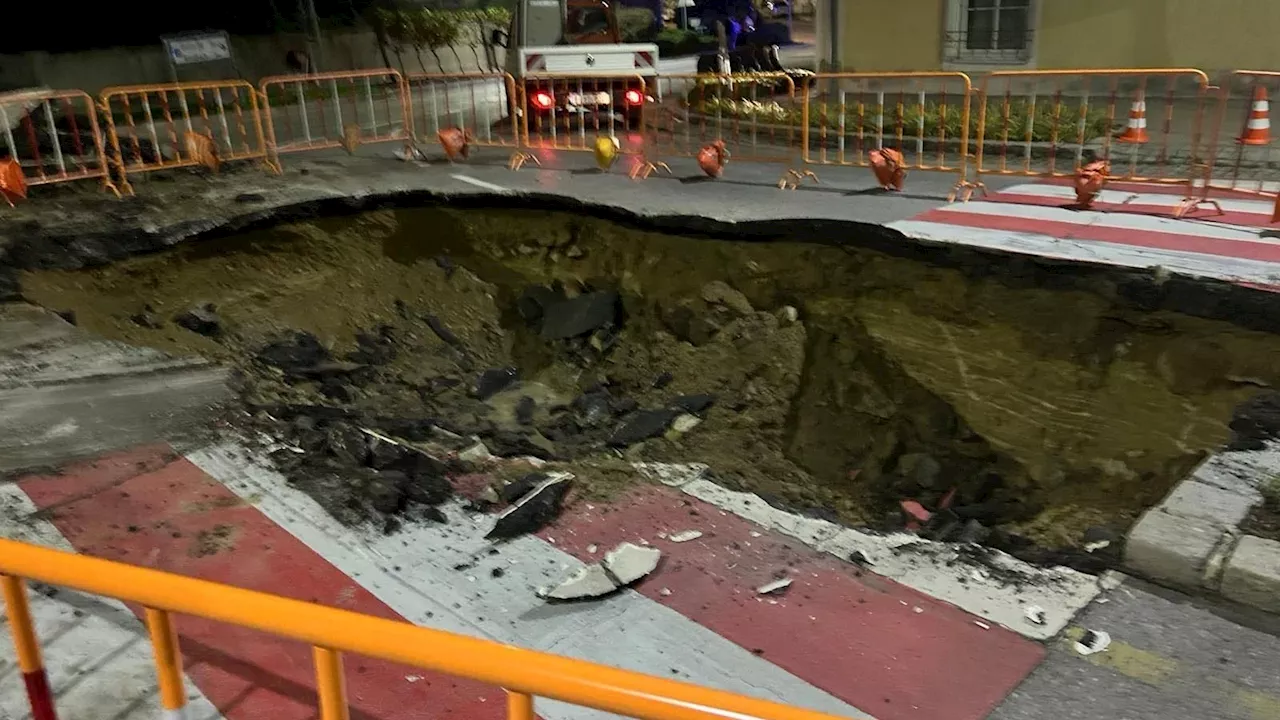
[
  {"x1": 184, "y1": 440, "x2": 875, "y2": 720},
  {"x1": 889, "y1": 219, "x2": 1280, "y2": 287},
  {"x1": 451, "y1": 174, "x2": 510, "y2": 192},
  {"x1": 0, "y1": 482, "x2": 225, "y2": 720},
  {"x1": 1060, "y1": 626, "x2": 1178, "y2": 686}
]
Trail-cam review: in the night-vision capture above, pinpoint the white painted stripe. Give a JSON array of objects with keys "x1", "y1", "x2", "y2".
[
  {"x1": 1129, "y1": 118, "x2": 1147, "y2": 128},
  {"x1": 185, "y1": 442, "x2": 876, "y2": 720},
  {"x1": 888, "y1": 219, "x2": 1280, "y2": 286},
  {"x1": 1253, "y1": 101, "x2": 1269, "y2": 111},
  {"x1": 1132, "y1": 101, "x2": 1146, "y2": 111},
  {"x1": 995, "y1": 183, "x2": 1278, "y2": 215},
  {"x1": 1247, "y1": 118, "x2": 1270, "y2": 130},
  {"x1": 670, "y1": 478, "x2": 1104, "y2": 642},
  {"x1": 451, "y1": 174, "x2": 510, "y2": 192},
  {"x1": 934, "y1": 200, "x2": 1275, "y2": 242},
  {"x1": 0, "y1": 485, "x2": 225, "y2": 720}
]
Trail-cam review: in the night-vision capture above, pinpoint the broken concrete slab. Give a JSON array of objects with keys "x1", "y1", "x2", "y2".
[
  {"x1": 668, "y1": 530, "x2": 703, "y2": 543},
  {"x1": 756, "y1": 578, "x2": 793, "y2": 595},
  {"x1": 602, "y1": 542, "x2": 662, "y2": 585},
  {"x1": 542, "y1": 564, "x2": 618, "y2": 601},
  {"x1": 485, "y1": 472, "x2": 573, "y2": 540}
]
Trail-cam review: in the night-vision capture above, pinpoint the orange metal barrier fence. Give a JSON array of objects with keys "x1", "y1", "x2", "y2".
[
  {"x1": 647, "y1": 72, "x2": 812, "y2": 186},
  {"x1": 404, "y1": 72, "x2": 519, "y2": 161},
  {"x1": 258, "y1": 69, "x2": 412, "y2": 165},
  {"x1": 98, "y1": 80, "x2": 271, "y2": 195},
  {"x1": 973, "y1": 69, "x2": 1214, "y2": 195},
  {"x1": 801, "y1": 72, "x2": 973, "y2": 196},
  {"x1": 0, "y1": 538, "x2": 850, "y2": 720},
  {"x1": 1194, "y1": 70, "x2": 1280, "y2": 217},
  {"x1": 0, "y1": 89, "x2": 115, "y2": 202}
]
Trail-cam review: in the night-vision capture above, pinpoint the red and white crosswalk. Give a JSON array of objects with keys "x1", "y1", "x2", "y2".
[
  {"x1": 890, "y1": 181, "x2": 1280, "y2": 288},
  {"x1": 0, "y1": 440, "x2": 1089, "y2": 720}
]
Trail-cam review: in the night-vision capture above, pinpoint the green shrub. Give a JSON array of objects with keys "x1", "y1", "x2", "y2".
[
  {"x1": 694, "y1": 94, "x2": 1119, "y2": 144},
  {"x1": 655, "y1": 27, "x2": 717, "y2": 57},
  {"x1": 618, "y1": 8, "x2": 658, "y2": 42}
]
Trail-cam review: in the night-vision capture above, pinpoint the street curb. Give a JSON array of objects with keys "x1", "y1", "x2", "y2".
[{"x1": 1124, "y1": 441, "x2": 1280, "y2": 614}]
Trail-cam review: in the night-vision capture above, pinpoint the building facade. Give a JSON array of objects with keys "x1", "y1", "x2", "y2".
[{"x1": 816, "y1": 0, "x2": 1280, "y2": 76}]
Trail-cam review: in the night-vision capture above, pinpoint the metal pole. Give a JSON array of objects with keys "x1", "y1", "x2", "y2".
[{"x1": 302, "y1": 0, "x2": 325, "y2": 71}]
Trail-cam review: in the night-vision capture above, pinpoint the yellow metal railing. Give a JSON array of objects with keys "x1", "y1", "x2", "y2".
[{"x1": 0, "y1": 538, "x2": 851, "y2": 720}]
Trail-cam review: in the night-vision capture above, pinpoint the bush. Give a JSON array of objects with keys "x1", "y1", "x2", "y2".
[
  {"x1": 618, "y1": 8, "x2": 658, "y2": 42},
  {"x1": 655, "y1": 27, "x2": 717, "y2": 57},
  {"x1": 694, "y1": 93, "x2": 1119, "y2": 144}
]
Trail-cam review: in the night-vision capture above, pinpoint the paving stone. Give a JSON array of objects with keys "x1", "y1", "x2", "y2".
[
  {"x1": 1160, "y1": 480, "x2": 1256, "y2": 527},
  {"x1": 1222, "y1": 535, "x2": 1280, "y2": 614},
  {"x1": 1125, "y1": 509, "x2": 1226, "y2": 589},
  {"x1": 1192, "y1": 448, "x2": 1280, "y2": 496}
]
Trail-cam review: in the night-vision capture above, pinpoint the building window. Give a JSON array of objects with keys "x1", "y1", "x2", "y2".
[{"x1": 944, "y1": 0, "x2": 1035, "y2": 65}]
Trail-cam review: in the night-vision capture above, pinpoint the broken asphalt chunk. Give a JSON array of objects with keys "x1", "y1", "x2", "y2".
[
  {"x1": 608, "y1": 409, "x2": 680, "y2": 447},
  {"x1": 174, "y1": 303, "x2": 221, "y2": 337},
  {"x1": 474, "y1": 367, "x2": 519, "y2": 401},
  {"x1": 538, "y1": 290, "x2": 621, "y2": 341},
  {"x1": 671, "y1": 394, "x2": 716, "y2": 415},
  {"x1": 256, "y1": 331, "x2": 332, "y2": 372},
  {"x1": 485, "y1": 473, "x2": 573, "y2": 540},
  {"x1": 498, "y1": 472, "x2": 547, "y2": 504},
  {"x1": 601, "y1": 542, "x2": 662, "y2": 586},
  {"x1": 425, "y1": 314, "x2": 461, "y2": 347}
]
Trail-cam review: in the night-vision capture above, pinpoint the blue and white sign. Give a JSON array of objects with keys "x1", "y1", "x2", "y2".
[{"x1": 163, "y1": 32, "x2": 232, "y2": 66}]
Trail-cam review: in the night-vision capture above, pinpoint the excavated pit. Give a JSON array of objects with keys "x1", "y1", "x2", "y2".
[{"x1": 20, "y1": 205, "x2": 1280, "y2": 565}]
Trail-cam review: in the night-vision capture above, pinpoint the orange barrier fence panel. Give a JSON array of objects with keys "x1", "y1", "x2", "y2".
[
  {"x1": 258, "y1": 69, "x2": 411, "y2": 163},
  {"x1": 98, "y1": 80, "x2": 270, "y2": 196},
  {"x1": 0, "y1": 89, "x2": 116, "y2": 198},
  {"x1": 404, "y1": 72, "x2": 519, "y2": 161},
  {"x1": 800, "y1": 72, "x2": 972, "y2": 194},
  {"x1": 1196, "y1": 70, "x2": 1280, "y2": 202},
  {"x1": 646, "y1": 72, "x2": 812, "y2": 187},
  {"x1": 0, "y1": 538, "x2": 853, "y2": 720},
  {"x1": 974, "y1": 69, "x2": 1212, "y2": 187},
  {"x1": 510, "y1": 73, "x2": 651, "y2": 171}
]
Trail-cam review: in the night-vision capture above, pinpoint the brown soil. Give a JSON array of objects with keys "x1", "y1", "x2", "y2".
[{"x1": 22, "y1": 205, "x2": 1280, "y2": 555}]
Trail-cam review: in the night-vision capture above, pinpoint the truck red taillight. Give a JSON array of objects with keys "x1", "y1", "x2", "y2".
[
  {"x1": 624, "y1": 89, "x2": 644, "y2": 106},
  {"x1": 531, "y1": 90, "x2": 554, "y2": 110}
]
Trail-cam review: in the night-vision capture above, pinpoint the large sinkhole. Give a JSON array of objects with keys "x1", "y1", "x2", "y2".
[{"x1": 21, "y1": 206, "x2": 1280, "y2": 565}]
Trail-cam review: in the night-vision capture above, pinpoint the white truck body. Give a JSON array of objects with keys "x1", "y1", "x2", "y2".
[{"x1": 517, "y1": 44, "x2": 660, "y2": 78}]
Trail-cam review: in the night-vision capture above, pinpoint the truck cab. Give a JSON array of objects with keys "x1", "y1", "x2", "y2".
[{"x1": 493, "y1": 0, "x2": 659, "y2": 129}]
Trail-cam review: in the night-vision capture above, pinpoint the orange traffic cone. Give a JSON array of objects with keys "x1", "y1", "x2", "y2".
[
  {"x1": 1239, "y1": 85, "x2": 1271, "y2": 145},
  {"x1": 1115, "y1": 91, "x2": 1149, "y2": 144}
]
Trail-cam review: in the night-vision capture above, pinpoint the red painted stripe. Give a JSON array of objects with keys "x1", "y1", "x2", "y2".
[
  {"x1": 16, "y1": 446, "x2": 509, "y2": 720},
  {"x1": 982, "y1": 191, "x2": 1277, "y2": 228},
  {"x1": 1032, "y1": 176, "x2": 1278, "y2": 201},
  {"x1": 22, "y1": 669, "x2": 58, "y2": 720},
  {"x1": 540, "y1": 485, "x2": 1044, "y2": 720},
  {"x1": 912, "y1": 207, "x2": 1280, "y2": 263}
]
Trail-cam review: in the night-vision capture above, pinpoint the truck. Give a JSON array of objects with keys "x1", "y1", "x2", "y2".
[{"x1": 491, "y1": 0, "x2": 660, "y2": 130}]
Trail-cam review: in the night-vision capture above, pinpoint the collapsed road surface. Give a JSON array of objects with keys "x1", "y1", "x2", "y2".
[{"x1": 15, "y1": 202, "x2": 1280, "y2": 564}]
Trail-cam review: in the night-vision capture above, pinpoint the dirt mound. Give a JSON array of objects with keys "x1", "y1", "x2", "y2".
[{"x1": 21, "y1": 205, "x2": 1280, "y2": 558}]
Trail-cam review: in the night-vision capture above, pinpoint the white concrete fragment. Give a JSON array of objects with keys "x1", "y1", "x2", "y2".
[
  {"x1": 669, "y1": 530, "x2": 704, "y2": 543},
  {"x1": 670, "y1": 414, "x2": 702, "y2": 433},
  {"x1": 459, "y1": 440, "x2": 496, "y2": 463},
  {"x1": 633, "y1": 461, "x2": 709, "y2": 487},
  {"x1": 602, "y1": 542, "x2": 662, "y2": 585},
  {"x1": 543, "y1": 564, "x2": 619, "y2": 601},
  {"x1": 756, "y1": 578, "x2": 793, "y2": 595},
  {"x1": 1025, "y1": 605, "x2": 1047, "y2": 626},
  {"x1": 683, "y1": 479, "x2": 842, "y2": 546},
  {"x1": 1074, "y1": 630, "x2": 1111, "y2": 656}
]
